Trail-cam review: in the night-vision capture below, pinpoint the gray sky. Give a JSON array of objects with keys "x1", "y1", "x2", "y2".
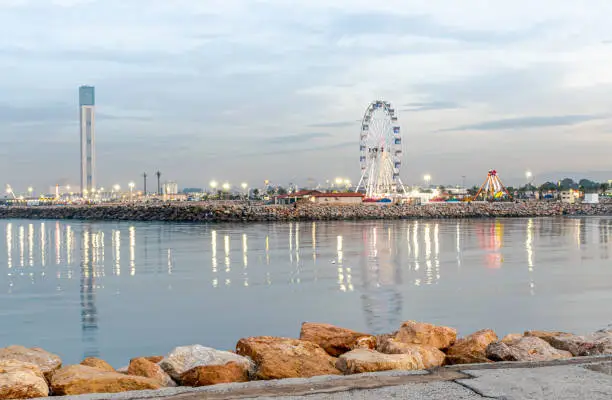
[{"x1": 1, "y1": 0, "x2": 612, "y2": 192}]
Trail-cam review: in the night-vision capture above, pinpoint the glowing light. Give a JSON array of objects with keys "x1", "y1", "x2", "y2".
[
  {"x1": 113, "y1": 184, "x2": 120, "y2": 192},
  {"x1": 128, "y1": 182, "x2": 135, "y2": 189},
  {"x1": 222, "y1": 182, "x2": 230, "y2": 191},
  {"x1": 424, "y1": 174, "x2": 431, "y2": 183},
  {"x1": 210, "y1": 180, "x2": 218, "y2": 189},
  {"x1": 241, "y1": 182, "x2": 248, "y2": 190},
  {"x1": 27, "y1": 187, "x2": 33, "y2": 193},
  {"x1": 335, "y1": 177, "x2": 343, "y2": 185},
  {"x1": 526, "y1": 171, "x2": 533, "y2": 179}
]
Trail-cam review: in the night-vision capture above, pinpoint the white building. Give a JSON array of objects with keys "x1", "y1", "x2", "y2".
[
  {"x1": 162, "y1": 181, "x2": 178, "y2": 195},
  {"x1": 584, "y1": 193, "x2": 599, "y2": 204}
]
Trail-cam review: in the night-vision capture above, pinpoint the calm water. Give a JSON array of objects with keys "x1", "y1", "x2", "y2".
[{"x1": 1, "y1": 217, "x2": 611, "y2": 367}]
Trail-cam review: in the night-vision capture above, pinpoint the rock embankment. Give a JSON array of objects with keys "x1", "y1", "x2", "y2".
[
  {"x1": 0, "y1": 201, "x2": 610, "y2": 222},
  {"x1": 1, "y1": 321, "x2": 610, "y2": 398}
]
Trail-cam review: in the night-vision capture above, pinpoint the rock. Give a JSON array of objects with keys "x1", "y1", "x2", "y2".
[
  {"x1": 130, "y1": 356, "x2": 163, "y2": 364},
  {"x1": 0, "y1": 346, "x2": 62, "y2": 380},
  {"x1": 486, "y1": 337, "x2": 572, "y2": 362},
  {"x1": 501, "y1": 333, "x2": 523, "y2": 345},
  {"x1": 548, "y1": 333, "x2": 612, "y2": 356},
  {"x1": 377, "y1": 338, "x2": 445, "y2": 368},
  {"x1": 299, "y1": 322, "x2": 376, "y2": 357},
  {"x1": 524, "y1": 330, "x2": 573, "y2": 345},
  {"x1": 236, "y1": 336, "x2": 341, "y2": 380},
  {"x1": 159, "y1": 345, "x2": 253, "y2": 381},
  {"x1": 0, "y1": 360, "x2": 49, "y2": 399},
  {"x1": 116, "y1": 366, "x2": 128, "y2": 374},
  {"x1": 336, "y1": 349, "x2": 423, "y2": 374},
  {"x1": 128, "y1": 358, "x2": 176, "y2": 387},
  {"x1": 80, "y1": 357, "x2": 115, "y2": 372},
  {"x1": 446, "y1": 329, "x2": 498, "y2": 365},
  {"x1": 394, "y1": 321, "x2": 457, "y2": 350},
  {"x1": 179, "y1": 362, "x2": 249, "y2": 387},
  {"x1": 49, "y1": 365, "x2": 161, "y2": 395}
]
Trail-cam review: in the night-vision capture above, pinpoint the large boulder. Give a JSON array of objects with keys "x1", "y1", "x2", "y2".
[
  {"x1": 127, "y1": 358, "x2": 176, "y2": 387},
  {"x1": 0, "y1": 346, "x2": 61, "y2": 380},
  {"x1": 80, "y1": 357, "x2": 115, "y2": 372},
  {"x1": 377, "y1": 338, "x2": 445, "y2": 368},
  {"x1": 446, "y1": 329, "x2": 498, "y2": 365},
  {"x1": 159, "y1": 345, "x2": 253, "y2": 381},
  {"x1": 394, "y1": 321, "x2": 457, "y2": 350},
  {"x1": 299, "y1": 322, "x2": 376, "y2": 356},
  {"x1": 486, "y1": 337, "x2": 572, "y2": 362},
  {"x1": 548, "y1": 332, "x2": 612, "y2": 356},
  {"x1": 0, "y1": 360, "x2": 49, "y2": 399},
  {"x1": 236, "y1": 336, "x2": 341, "y2": 380},
  {"x1": 49, "y1": 365, "x2": 161, "y2": 395},
  {"x1": 524, "y1": 330, "x2": 574, "y2": 345},
  {"x1": 180, "y1": 362, "x2": 249, "y2": 387},
  {"x1": 336, "y1": 349, "x2": 422, "y2": 374}
]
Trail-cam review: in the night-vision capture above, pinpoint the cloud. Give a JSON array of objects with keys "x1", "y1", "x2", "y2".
[
  {"x1": 402, "y1": 101, "x2": 460, "y2": 112},
  {"x1": 308, "y1": 121, "x2": 356, "y2": 128},
  {"x1": 444, "y1": 114, "x2": 604, "y2": 131},
  {"x1": 267, "y1": 132, "x2": 331, "y2": 144}
]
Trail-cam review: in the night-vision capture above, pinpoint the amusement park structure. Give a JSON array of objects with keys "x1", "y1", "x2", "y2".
[
  {"x1": 473, "y1": 169, "x2": 512, "y2": 201},
  {"x1": 355, "y1": 100, "x2": 405, "y2": 199}
]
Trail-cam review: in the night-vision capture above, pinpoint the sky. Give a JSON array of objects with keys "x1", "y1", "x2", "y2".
[{"x1": 1, "y1": 0, "x2": 612, "y2": 192}]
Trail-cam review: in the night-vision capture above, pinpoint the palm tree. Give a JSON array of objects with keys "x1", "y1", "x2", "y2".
[{"x1": 156, "y1": 171, "x2": 161, "y2": 195}]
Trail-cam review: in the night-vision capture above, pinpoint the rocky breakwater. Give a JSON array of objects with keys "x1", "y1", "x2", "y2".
[
  {"x1": 1, "y1": 322, "x2": 611, "y2": 398},
  {"x1": 1, "y1": 201, "x2": 611, "y2": 222}
]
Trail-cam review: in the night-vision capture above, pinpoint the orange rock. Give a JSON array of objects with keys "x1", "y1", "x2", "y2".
[
  {"x1": 0, "y1": 360, "x2": 49, "y2": 399},
  {"x1": 0, "y1": 346, "x2": 62, "y2": 380},
  {"x1": 446, "y1": 329, "x2": 498, "y2": 365},
  {"x1": 395, "y1": 321, "x2": 457, "y2": 350},
  {"x1": 80, "y1": 357, "x2": 115, "y2": 372},
  {"x1": 50, "y1": 365, "x2": 161, "y2": 395},
  {"x1": 130, "y1": 356, "x2": 163, "y2": 364},
  {"x1": 299, "y1": 322, "x2": 376, "y2": 356},
  {"x1": 377, "y1": 338, "x2": 445, "y2": 368},
  {"x1": 236, "y1": 336, "x2": 341, "y2": 380},
  {"x1": 501, "y1": 334, "x2": 523, "y2": 345},
  {"x1": 486, "y1": 337, "x2": 572, "y2": 362},
  {"x1": 337, "y1": 349, "x2": 423, "y2": 374},
  {"x1": 524, "y1": 330, "x2": 573, "y2": 345},
  {"x1": 179, "y1": 362, "x2": 249, "y2": 386},
  {"x1": 128, "y1": 358, "x2": 176, "y2": 387}
]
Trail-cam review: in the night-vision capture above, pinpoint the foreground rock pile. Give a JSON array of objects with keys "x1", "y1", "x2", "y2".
[
  {"x1": 1, "y1": 322, "x2": 610, "y2": 398},
  {"x1": 0, "y1": 201, "x2": 610, "y2": 222}
]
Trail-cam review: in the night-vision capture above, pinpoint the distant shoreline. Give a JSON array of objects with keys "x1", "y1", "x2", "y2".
[{"x1": 0, "y1": 202, "x2": 610, "y2": 223}]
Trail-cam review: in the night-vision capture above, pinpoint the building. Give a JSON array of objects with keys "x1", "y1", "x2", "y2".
[
  {"x1": 162, "y1": 181, "x2": 178, "y2": 195},
  {"x1": 560, "y1": 190, "x2": 578, "y2": 204},
  {"x1": 309, "y1": 192, "x2": 364, "y2": 204},
  {"x1": 79, "y1": 86, "x2": 96, "y2": 194},
  {"x1": 584, "y1": 193, "x2": 599, "y2": 204}
]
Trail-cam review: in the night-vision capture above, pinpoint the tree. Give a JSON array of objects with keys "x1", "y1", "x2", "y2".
[
  {"x1": 539, "y1": 182, "x2": 557, "y2": 192},
  {"x1": 277, "y1": 186, "x2": 288, "y2": 195},
  {"x1": 252, "y1": 188, "x2": 260, "y2": 199},
  {"x1": 559, "y1": 178, "x2": 575, "y2": 190}
]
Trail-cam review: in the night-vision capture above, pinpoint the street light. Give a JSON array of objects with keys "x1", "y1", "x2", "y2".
[
  {"x1": 129, "y1": 182, "x2": 135, "y2": 201},
  {"x1": 27, "y1": 187, "x2": 33, "y2": 197},
  {"x1": 526, "y1": 171, "x2": 533, "y2": 185},
  {"x1": 222, "y1": 182, "x2": 230, "y2": 191},
  {"x1": 210, "y1": 180, "x2": 218, "y2": 190},
  {"x1": 241, "y1": 182, "x2": 248, "y2": 199},
  {"x1": 424, "y1": 174, "x2": 432, "y2": 187}
]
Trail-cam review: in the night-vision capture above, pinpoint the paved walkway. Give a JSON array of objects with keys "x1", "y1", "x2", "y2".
[{"x1": 50, "y1": 357, "x2": 612, "y2": 400}]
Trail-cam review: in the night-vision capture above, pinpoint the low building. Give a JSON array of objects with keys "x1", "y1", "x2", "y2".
[
  {"x1": 584, "y1": 193, "x2": 599, "y2": 204},
  {"x1": 309, "y1": 192, "x2": 364, "y2": 204},
  {"x1": 162, "y1": 181, "x2": 178, "y2": 195},
  {"x1": 560, "y1": 190, "x2": 579, "y2": 204},
  {"x1": 274, "y1": 190, "x2": 321, "y2": 205}
]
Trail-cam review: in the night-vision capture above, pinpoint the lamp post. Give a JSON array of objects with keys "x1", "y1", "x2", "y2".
[
  {"x1": 27, "y1": 187, "x2": 33, "y2": 198},
  {"x1": 241, "y1": 182, "x2": 248, "y2": 200},
  {"x1": 424, "y1": 174, "x2": 432, "y2": 188},
  {"x1": 526, "y1": 171, "x2": 533, "y2": 185},
  {"x1": 129, "y1": 182, "x2": 135, "y2": 202},
  {"x1": 222, "y1": 182, "x2": 230, "y2": 200}
]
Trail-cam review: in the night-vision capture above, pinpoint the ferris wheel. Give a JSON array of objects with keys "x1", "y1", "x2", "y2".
[{"x1": 356, "y1": 100, "x2": 405, "y2": 198}]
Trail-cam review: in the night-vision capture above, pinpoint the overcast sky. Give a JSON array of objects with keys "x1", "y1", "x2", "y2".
[{"x1": 1, "y1": 0, "x2": 611, "y2": 192}]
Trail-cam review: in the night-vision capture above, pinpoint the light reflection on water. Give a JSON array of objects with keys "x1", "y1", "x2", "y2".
[{"x1": 0, "y1": 217, "x2": 611, "y2": 366}]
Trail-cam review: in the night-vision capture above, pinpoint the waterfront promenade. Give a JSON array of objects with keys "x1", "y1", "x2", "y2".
[{"x1": 0, "y1": 201, "x2": 610, "y2": 222}]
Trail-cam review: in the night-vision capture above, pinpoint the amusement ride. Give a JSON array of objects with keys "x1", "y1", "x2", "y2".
[
  {"x1": 472, "y1": 169, "x2": 512, "y2": 201},
  {"x1": 355, "y1": 100, "x2": 405, "y2": 199}
]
